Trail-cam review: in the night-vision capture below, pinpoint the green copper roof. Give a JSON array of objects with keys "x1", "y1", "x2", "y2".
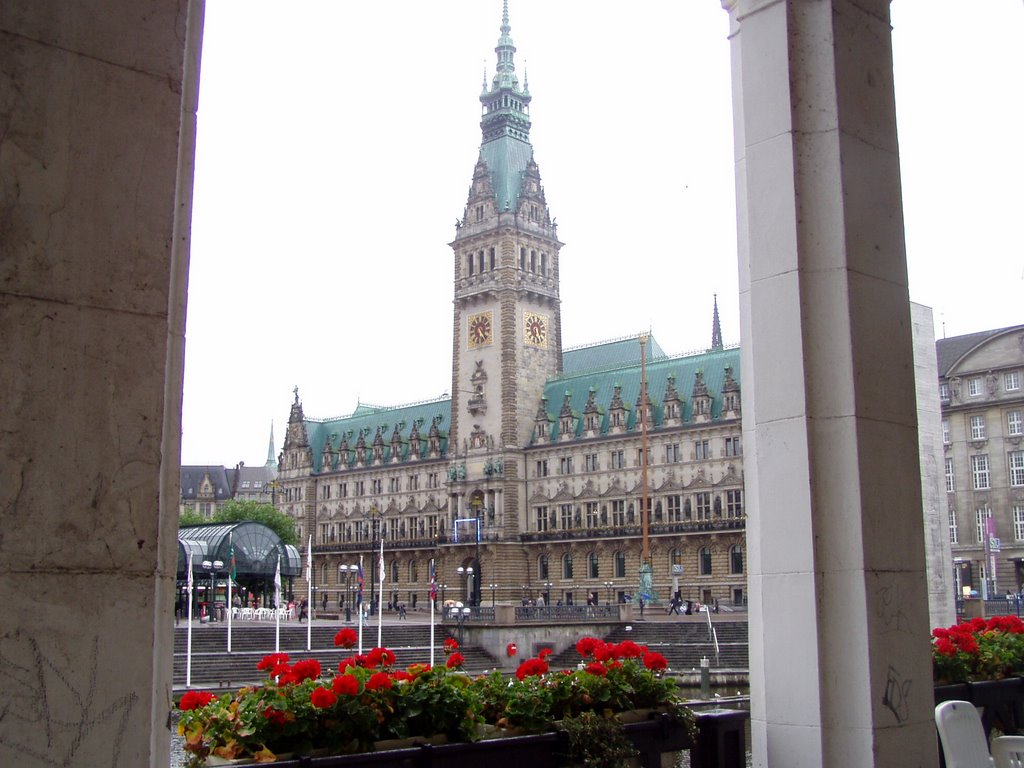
[
  {"x1": 305, "y1": 398, "x2": 451, "y2": 473},
  {"x1": 477, "y1": 1, "x2": 533, "y2": 211},
  {"x1": 535, "y1": 345, "x2": 741, "y2": 442},
  {"x1": 563, "y1": 335, "x2": 667, "y2": 376}
]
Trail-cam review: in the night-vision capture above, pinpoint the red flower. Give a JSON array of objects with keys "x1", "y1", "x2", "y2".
[
  {"x1": 443, "y1": 638, "x2": 459, "y2": 655},
  {"x1": 575, "y1": 637, "x2": 603, "y2": 658},
  {"x1": 506, "y1": 642, "x2": 518, "y2": 658},
  {"x1": 263, "y1": 707, "x2": 287, "y2": 727},
  {"x1": 446, "y1": 652, "x2": 465, "y2": 669},
  {"x1": 935, "y1": 637, "x2": 957, "y2": 657},
  {"x1": 334, "y1": 628, "x2": 358, "y2": 648},
  {"x1": 310, "y1": 686, "x2": 338, "y2": 709},
  {"x1": 339, "y1": 656, "x2": 363, "y2": 673},
  {"x1": 257, "y1": 652, "x2": 290, "y2": 672},
  {"x1": 366, "y1": 671, "x2": 393, "y2": 691},
  {"x1": 614, "y1": 640, "x2": 645, "y2": 659},
  {"x1": 332, "y1": 674, "x2": 360, "y2": 695},
  {"x1": 515, "y1": 658, "x2": 549, "y2": 681},
  {"x1": 365, "y1": 647, "x2": 397, "y2": 669},
  {"x1": 178, "y1": 690, "x2": 216, "y2": 711},
  {"x1": 643, "y1": 651, "x2": 668, "y2": 671},
  {"x1": 291, "y1": 659, "x2": 322, "y2": 682},
  {"x1": 585, "y1": 662, "x2": 608, "y2": 677},
  {"x1": 538, "y1": 648, "x2": 553, "y2": 660}
]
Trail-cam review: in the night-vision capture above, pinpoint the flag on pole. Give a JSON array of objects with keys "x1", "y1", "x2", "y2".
[
  {"x1": 306, "y1": 536, "x2": 313, "y2": 652},
  {"x1": 186, "y1": 551, "x2": 194, "y2": 687},
  {"x1": 274, "y1": 553, "x2": 282, "y2": 609},
  {"x1": 227, "y1": 533, "x2": 234, "y2": 653},
  {"x1": 274, "y1": 553, "x2": 282, "y2": 653},
  {"x1": 377, "y1": 538, "x2": 385, "y2": 648},
  {"x1": 429, "y1": 558, "x2": 436, "y2": 668},
  {"x1": 356, "y1": 560, "x2": 364, "y2": 606}
]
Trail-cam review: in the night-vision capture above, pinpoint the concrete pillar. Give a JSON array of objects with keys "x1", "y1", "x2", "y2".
[
  {"x1": 722, "y1": 1, "x2": 937, "y2": 766},
  {"x1": 0, "y1": 2, "x2": 203, "y2": 766},
  {"x1": 912, "y1": 303, "x2": 956, "y2": 629}
]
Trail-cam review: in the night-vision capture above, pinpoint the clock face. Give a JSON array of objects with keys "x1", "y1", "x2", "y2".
[
  {"x1": 467, "y1": 311, "x2": 493, "y2": 348},
  {"x1": 524, "y1": 311, "x2": 548, "y2": 347}
]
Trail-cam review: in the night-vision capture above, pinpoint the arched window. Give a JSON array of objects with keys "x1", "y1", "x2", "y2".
[
  {"x1": 670, "y1": 549, "x2": 682, "y2": 566},
  {"x1": 588, "y1": 551, "x2": 599, "y2": 578},
  {"x1": 390, "y1": 560, "x2": 399, "y2": 583},
  {"x1": 563, "y1": 552, "x2": 574, "y2": 579},
  {"x1": 730, "y1": 545, "x2": 744, "y2": 574},
  {"x1": 321, "y1": 563, "x2": 329, "y2": 585},
  {"x1": 538, "y1": 554, "x2": 549, "y2": 580},
  {"x1": 699, "y1": 547, "x2": 712, "y2": 576},
  {"x1": 408, "y1": 560, "x2": 418, "y2": 582},
  {"x1": 614, "y1": 550, "x2": 626, "y2": 578}
]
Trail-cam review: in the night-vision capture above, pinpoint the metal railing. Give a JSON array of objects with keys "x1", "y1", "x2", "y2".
[{"x1": 514, "y1": 604, "x2": 619, "y2": 622}]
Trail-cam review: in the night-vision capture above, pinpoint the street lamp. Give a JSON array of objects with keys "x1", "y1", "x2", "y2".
[
  {"x1": 489, "y1": 583, "x2": 498, "y2": 608},
  {"x1": 201, "y1": 559, "x2": 224, "y2": 621},
  {"x1": 603, "y1": 581, "x2": 614, "y2": 605},
  {"x1": 457, "y1": 566, "x2": 474, "y2": 606},
  {"x1": 339, "y1": 564, "x2": 357, "y2": 622},
  {"x1": 456, "y1": 604, "x2": 472, "y2": 645},
  {"x1": 543, "y1": 581, "x2": 553, "y2": 607}
]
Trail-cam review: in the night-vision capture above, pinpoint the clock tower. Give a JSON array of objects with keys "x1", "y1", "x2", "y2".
[{"x1": 450, "y1": 2, "x2": 562, "y2": 457}]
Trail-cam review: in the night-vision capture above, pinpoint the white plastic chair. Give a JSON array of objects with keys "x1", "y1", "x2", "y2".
[
  {"x1": 992, "y1": 736, "x2": 1024, "y2": 768},
  {"x1": 935, "y1": 700, "x2": 994, "y2": 768}
]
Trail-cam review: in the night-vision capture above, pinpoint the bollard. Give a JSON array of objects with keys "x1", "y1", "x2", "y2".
[{"x1": 700, "y1": 656, "x2": 711, "y2": 698}]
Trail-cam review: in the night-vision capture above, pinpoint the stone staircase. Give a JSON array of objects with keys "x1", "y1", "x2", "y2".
[
  {"x1": 173, "y1": 624, "x2": 498, "y2": 687},
  {"x1": 545, "y1": 620, "x2": 749, "y2": 673}
]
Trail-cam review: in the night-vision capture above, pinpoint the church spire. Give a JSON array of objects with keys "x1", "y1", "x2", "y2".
[
  {"x1": 265, "y1": 421, "x2": 277, "y2": 469},
  {"x1": 710, "y1": 294, "x2": 723, "y2": 351}
]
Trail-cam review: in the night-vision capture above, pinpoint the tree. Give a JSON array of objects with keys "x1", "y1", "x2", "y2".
[
  {"x1": 178, "y1": 509, "x2": 206, "y2": 528},
  {"x1": 211, "y1": 499, "x2": 298, "y2": 545}
]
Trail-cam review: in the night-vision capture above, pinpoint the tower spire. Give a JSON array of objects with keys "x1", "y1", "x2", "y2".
[
  {"x1": 266, "y1": 421, "x2": 277, "y2": 469},
  {"x1": 711, "y1": 294, "x2": 723, "y2": 351}
]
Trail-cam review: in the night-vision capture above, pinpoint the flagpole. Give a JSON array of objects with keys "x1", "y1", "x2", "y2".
[
  {"x1": 357, "y1": 555, "x2": 364, "y2": 655},
  {"x1": 186, "y1": 552, "x2": 193, "y2": 688},
  {"x1": 429, "y1": 558, "x2": 436, "y2": 668},
  {"x1": 274, "y1": 553, "x2": 281, "y2": 653},
  {"x1": 306, "y1": 535, "x2": 313, "y2": 652},
  {"x1": 226, "y1": 533, "x2": 233, "y2": 654},
  {"x1": 377, "y1": 537, "x2": 384, "y2": 648}
]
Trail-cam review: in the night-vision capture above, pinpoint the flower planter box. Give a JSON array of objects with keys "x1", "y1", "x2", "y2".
[{"x1": 191, "y1": 715, "x2": 699, "y2": 768}]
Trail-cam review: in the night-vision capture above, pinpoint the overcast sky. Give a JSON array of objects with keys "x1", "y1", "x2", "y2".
[{"x1": 181, "y1": 1, "x2": 1023, "y2": 467}]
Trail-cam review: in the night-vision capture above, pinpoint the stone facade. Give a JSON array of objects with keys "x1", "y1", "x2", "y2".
[
  {"x1": 274, "y1": 8, "x2": 746, "y2": 613},
  {"x1": 938, "y1": 324, "x2": 1024, "y2": 597}
]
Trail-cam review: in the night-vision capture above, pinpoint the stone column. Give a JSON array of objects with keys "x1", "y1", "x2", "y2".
[
  {"x1": 722, "y1": 1, "x2": 937, "y2": 765},
  {"x1": 0, "y1": 1, "x2": 203, "y2": 766}
]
